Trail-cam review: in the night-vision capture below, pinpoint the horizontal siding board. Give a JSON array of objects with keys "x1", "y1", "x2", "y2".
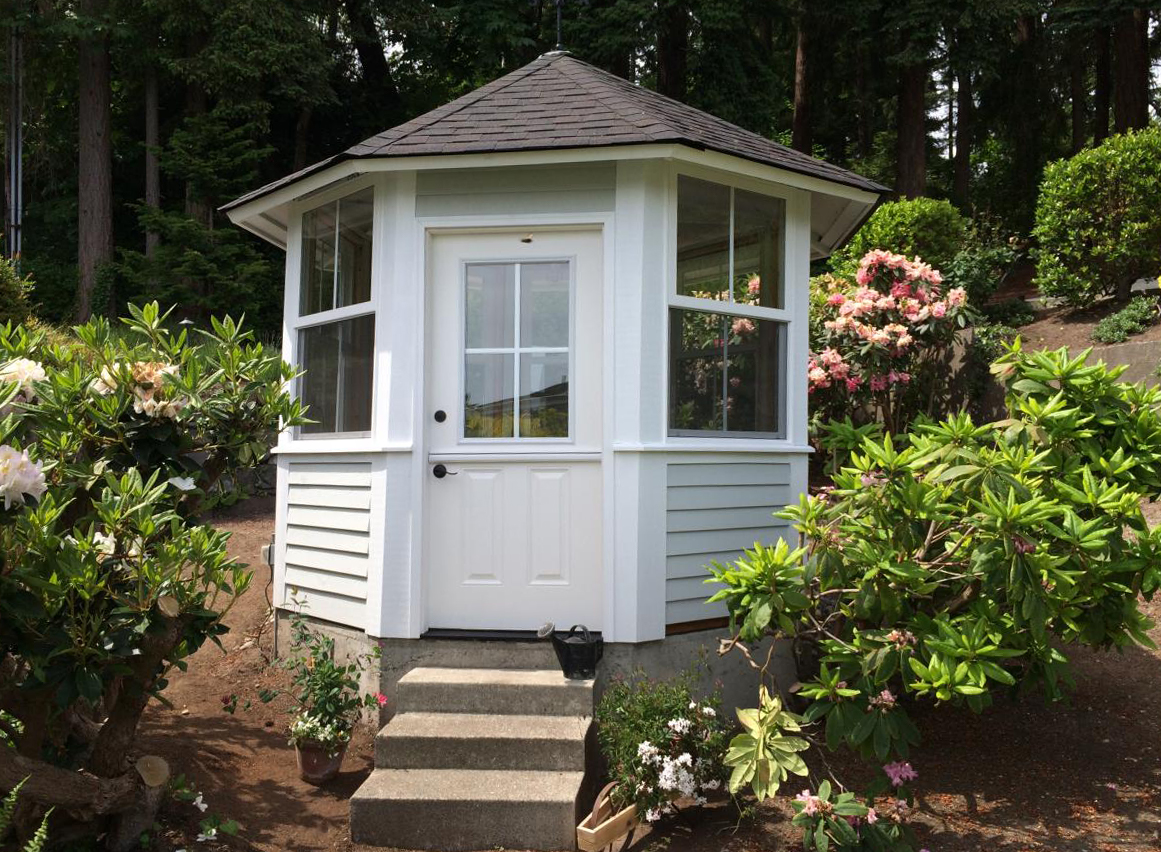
[
  {"x1": 286, "y1": 505, "x2": 372, "y2": 533},
  {"x1": 285, "y1": 566, "x2": 368, "y2": 600},
  {"x1": 666, "y1": 575, "x2": 725, "y2": 603},
  {"x1": 666, "y1": 551, "x2": 752, "y2": 579},
  {"x1": 284, "y1": 545, "x2": 369, "y2": 578},
  {"x1": 666, "y1": 525, "x2": 789, "y2": 557},
  {"x1": 667, "y1": 505, "x2": 785, "y2": 533},
  {"x1": 667, "y1": 462, "x2": 791, "y2": 488},
  {"x1": 287, "y1": 485, "x2": 372, "y2": 510},
  {"x1": 667, "y1": 484, "x2": 789, "y2": 510},
  {"x1": 285, "y1": 525, "x2": 370, "y2": 555},
  {"x1": 665, "y1": 598, "x2": 728, "y2": 625},
  {"x1": 287, "y1": 462, "x2": 373, "y2": 487},
  {"x1": 283, "y1": 588, "x2": 366, "y2": 629},
  {"x1": 416, "y1": 163, "x2": 616, "y2": 196}
]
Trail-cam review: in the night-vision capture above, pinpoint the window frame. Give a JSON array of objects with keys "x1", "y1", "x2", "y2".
[
  {"x1": 457, "y1": 255, "x2": 578, "y2": 444},
  {"x1": 286, "y1": 178, "x2": 381, "y2": 441},
  {"x1": 666, "y1": 169, "x2": 795, "y2": 440}
]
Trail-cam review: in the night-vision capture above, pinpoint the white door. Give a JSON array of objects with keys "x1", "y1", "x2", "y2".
[{"x1": 425, "y1": 228, "x2": 603, "y2": 631}]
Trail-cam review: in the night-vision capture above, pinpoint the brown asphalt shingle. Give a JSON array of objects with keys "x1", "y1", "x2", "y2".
[{"x1": 223, "y1": 52, "x2": 887, "y2": 212}]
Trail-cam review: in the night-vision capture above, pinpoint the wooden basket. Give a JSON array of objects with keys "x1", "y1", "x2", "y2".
[{"x1": 576, "y1": 782, "x2": 639, "y2": 852}]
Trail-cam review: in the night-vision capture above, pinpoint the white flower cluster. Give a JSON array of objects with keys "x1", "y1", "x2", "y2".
[
  {"x1": 0, "y1": 358, "x2": 45, "y2": 397},
  {"x1": 288, "y1": 712, "x2": 351, "y2": 752},
  {"x1": 0, "y1": 444, "x2": 46, "y2": 510},
  {"x1": 93, "y1": 361, "x2": 185, "y2": 420},
  {"x1": 666, "y1": 717, "x2": 692, "y2": 735}
]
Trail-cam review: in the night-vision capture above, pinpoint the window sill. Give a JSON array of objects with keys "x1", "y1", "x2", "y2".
[{"x1": 273, "y1": 440, "x2": 413, "y2": 455}]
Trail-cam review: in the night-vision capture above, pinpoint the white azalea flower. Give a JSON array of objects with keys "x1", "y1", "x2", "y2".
[
  {"x1": 0, "y1": 358, "x2": 45, "y2": 395},
  {"x1": 169, "y1": 476, "x2": 196, "y2": 492},
  {"x1": 92, "y1": 531, "x2": 116, "y2": 555},
  {"x1": 0, "y1": 444, "x2": 46, "y2": 510}
]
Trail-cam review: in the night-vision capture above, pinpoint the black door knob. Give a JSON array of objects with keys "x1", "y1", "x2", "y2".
[
  {"x1": 433, "y1": 463, "x2": 449, "y2": 478},
  {"x1": 434, "y1": 409, "x2": 447, "y2": 423}
]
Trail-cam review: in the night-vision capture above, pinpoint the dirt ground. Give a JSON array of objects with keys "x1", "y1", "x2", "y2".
[
  {"x1": 1015, "y1": 300, "x2": 1161, "y2": 353},
  {"x1": 137, "y1": 496, "x2": 1161, "y2": 852}
]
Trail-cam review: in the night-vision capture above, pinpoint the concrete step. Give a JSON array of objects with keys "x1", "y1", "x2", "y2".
[
  {"x1": 350, "y1": 768, "x2": 584, "y2": 851},
  {"x1": 375, "y1": 711, "x2": 591, "y2": 770},
  {"x1": 397, "y1": 667, "x2": 594, "y2": 716}
]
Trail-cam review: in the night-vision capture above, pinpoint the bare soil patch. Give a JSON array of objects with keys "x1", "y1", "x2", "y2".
[
  {"x1": 1016, "y1": 301, "x2": 1161, "y2": 353},
  {"x1": 140, "y1": 498, "x2": 1161, "y2": 852}
]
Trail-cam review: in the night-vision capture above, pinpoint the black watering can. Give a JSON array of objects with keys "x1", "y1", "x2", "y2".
[{"x1": 538, "y1": 622, "x2": 603, "y2": 679}]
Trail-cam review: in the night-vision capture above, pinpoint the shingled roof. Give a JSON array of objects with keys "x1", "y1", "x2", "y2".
[{"x1": 224, "y1": 51, "x2": 887, "y2": 212}]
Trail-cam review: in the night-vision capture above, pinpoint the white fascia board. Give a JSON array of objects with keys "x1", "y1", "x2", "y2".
[{"x1": 227, "y1": 142, "x2": 881, "y2": 251}]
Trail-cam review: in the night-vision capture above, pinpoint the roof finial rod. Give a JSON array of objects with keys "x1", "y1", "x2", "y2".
[{"x1": 555, "y1": 0, "x2": 563, "y2": 51}]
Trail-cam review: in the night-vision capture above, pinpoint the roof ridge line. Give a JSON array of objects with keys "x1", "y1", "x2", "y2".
[
  {"x1": 373, "y1": 53, "x2": 568, "y2": 154},
  {"x1": 558, "y1": 56, "x2": 840, "y2": 172},
  {"x1": 552, "y1": 58, "x2": 674, "y2": 139}
]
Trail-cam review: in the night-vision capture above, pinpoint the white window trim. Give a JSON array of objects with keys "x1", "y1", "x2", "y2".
[
  {"x1": 458, "y1": 255, "x2": 578, "y2": 444},
  {"x1": 282, "y1": 176, "x2": 383, "y2": 444},
  {"x1": 666, "y1": 167, "x2": 797, "y2": 440}
]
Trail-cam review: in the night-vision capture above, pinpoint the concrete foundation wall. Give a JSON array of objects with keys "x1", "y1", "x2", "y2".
[{"x1": 276, "y1": 611, "x2": 792, "y2": 726}]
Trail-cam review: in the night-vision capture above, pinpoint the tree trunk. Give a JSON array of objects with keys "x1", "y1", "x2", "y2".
[
  {"x1": 293, "y1": 106, "x2": 313, "y2": 172},
  {"x1": 896, "y1": 61, "x2": 927, "y2": 198},
  {"x1": 791, "y1": 14, "x2": 810, "y2": 154},
  {"x1": 1112, "y1": 8, "x2": 1148, "y2": 133},
  {"x1": 953, "y1": 69, "x2": 972, "y2": 209},
  {"x1": 144, "y1": 63, "x2": 160, "y2": 258},
  {"x1": 1068, "y1": 33, "x2": 1086, "y2": 153},
  {"x1": 656, "y1": 0, "x2": 688, "y2": 100},
  {"x1": 1093, "y1": 26, "x2": 1111, "y2": 143},
  {"x1": 343, "y1": 0, "x2": 402, "y2": 117},
  {"x1": 855, "y1": 44, "x2": 872, "y2": 159},
  {"x1": 77, "y1": 0, "x2": 113, "y2": 322}
]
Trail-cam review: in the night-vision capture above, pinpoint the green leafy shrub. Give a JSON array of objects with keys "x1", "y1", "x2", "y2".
[
  {"x1": 982, "y1": 297, "x2": 1036, "y2": 327},
  {"x1": 790, "y1": 778, "x2": 916, "y2": 852},
  {"x1": 831, "y1": 198, "x2": 968, "y2": 278},
  {"x1": 944, "y1": 241, "x2": 1017, "y2": 311},
  {"x1": 1033, "y1": 126, "x2": 1161, "y2": 306},
  {"x1": 713, "y1": 343, "x2": 1161, "y2": 790},
  {"x1": 0, "y1": 258, "x2": 32, "y2": 327},
  {"x1": 594, "y1": 671, "x2": 729, "y2": 822},
  {"x1": 1092, "y1": 295, "x2": 1158, "y2": 343},
  {"x1": 0, "y1": 303, "x2": 304, "y2": 838}
]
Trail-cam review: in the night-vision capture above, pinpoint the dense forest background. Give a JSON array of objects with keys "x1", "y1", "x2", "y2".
[{"x1": 2, "y1": 0, "x2": 1159, "y2": 335}]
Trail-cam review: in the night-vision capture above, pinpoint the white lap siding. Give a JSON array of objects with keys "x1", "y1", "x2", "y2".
[
  {"x1": 664, "y1": 454, "x2": 801, "y2": 626},
  {"x1": 281, "y1": 459, "x2": 375, "y2": 628}
]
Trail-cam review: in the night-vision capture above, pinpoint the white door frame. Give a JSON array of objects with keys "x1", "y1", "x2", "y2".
[{"x1": 412, "y1": 213, "x2": 616, "y2": 636}]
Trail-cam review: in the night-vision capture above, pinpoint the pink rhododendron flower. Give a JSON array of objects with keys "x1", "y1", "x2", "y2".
[
  {"x1": 795, "y1": 790, "x2": 821, "y2": 816},
  {"x1": 827, "y1": 292, "x2": 846, "y2": 306},
  {"x1": 883, "y1": 761, "x2": 918, "y2": 786},
  {"x1": 870, "y1": 375, "x2": 888, "y2": 392},
  {"x1": 866, "y1": 807, "x2": 879, "y2": 824},
  {"x1": 747, "y1": 276, "x2": 761, "y2": 295},
  {"x1": 930, "y1": 301, "x2": 947, "y2": 318},
  {"x1": 947, "y1": 287, "x2": 967, "y2": 307},
  {"x1": 845, "y1": 377, "x2": 861, "y2": 392},
  {"x1": 731, "y1": 317, "x2": 755, "y2": 336},
  {"x1": 868, "y1": 689, "x2": 897, "y2": 711}
]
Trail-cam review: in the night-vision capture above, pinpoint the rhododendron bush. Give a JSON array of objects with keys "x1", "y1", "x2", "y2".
[
  {"x1": 809, "y1": 250, "x2": 969, "y2": 434},
  {"x1": 0, "y1": 304, "x2": 303, "y2": 848},
  {"x1": 709, "y1": 344, "x2": 1161, "y2": 846}
]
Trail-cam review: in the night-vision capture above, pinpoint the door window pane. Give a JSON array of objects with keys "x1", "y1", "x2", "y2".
[
  {"x1": 732, "y1": 189, "x2": 784, "y2": 309},
  {"x1": 520, "y1": 262, "x2": 569, "y2": 347},
  {"x1": 465, "y1": 264, "x2": 515, "y2": 349},
  {"x1": 677, "y1": 176, "x2": 731, "y2": 300},
  {"x1": 465, "y1": 353, "x2": 515, "y2": 438},
  {"x1": 299, "y1": 187, "x2": 374, "y2": 316},
  {"x1": 520, "y1": 353, "x2": 569, "y2": 437},
  {"x1": 298, "y1": 314, "x2": 375, "y2": 435},
  {"x1": 669, "y1": 308, "x2": 782, "y2": 435}
]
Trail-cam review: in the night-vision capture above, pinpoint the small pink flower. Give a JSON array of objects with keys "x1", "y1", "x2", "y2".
[
  {"x1": 845, "y1": 377, "x2": 861, "y2": 393},
  {"x1": 375, "y1": 693, "x2": 388, "y2": 706},
  {"x1": 731, "y1": 317, "x2": 755, "y2": 336},
  {"x1": 947, "y1": 288, "x2": 967, "y2": 307},
  {"x1": 866, "y1": 807, "x2": 878, "y2": 824},
  {"x1": 930, "y1": 301, "x2": 947, "y2": 318},
  {"x1": 827, "y1": 292, "x2": 846, "y2": 306},
  {"x1": 870, "y1": 376, "x2": 888, "y2": 392},
  {"x1": 747, "y1": 276, "x2": 761, "y2": 295},
  {"x1": 883, "y1": 761, "x2": 918, "y2": 786}
]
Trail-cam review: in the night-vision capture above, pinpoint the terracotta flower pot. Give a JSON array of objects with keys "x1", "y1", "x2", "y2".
[{"x1": 295, "y1": 739, "x2": 348, "y2": 785}]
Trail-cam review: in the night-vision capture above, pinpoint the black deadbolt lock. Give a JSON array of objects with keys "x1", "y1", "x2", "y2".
[{"x1": 434, "y1": 409, "x2": 447, "y2": 422}]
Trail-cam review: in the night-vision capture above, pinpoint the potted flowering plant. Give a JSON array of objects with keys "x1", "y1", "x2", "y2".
[
  {"x1": 583, "y1": 672, "x2": 728, "y2": 849},
  {"x1": 278, "y1": 610, "x2": 384, "y2": 784}
]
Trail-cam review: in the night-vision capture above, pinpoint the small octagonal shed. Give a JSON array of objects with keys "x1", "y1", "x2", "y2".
[{"x1": 225, "y1": 51, "x2": 885, "y2": 646}]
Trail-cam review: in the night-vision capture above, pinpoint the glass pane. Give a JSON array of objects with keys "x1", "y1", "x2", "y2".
[
  {"x1": 336, "y1": 188, "x2": 374, "y2": 309},
  {"x1": 299, "y1": 202, "x2": 337, "y2": 315},
  {"x1": 298, "y1": 314, "x2": 375, "y2": 435},
  {"x1": 668, "y1": 308, "x2": 782, "y2": 435},
  {"x1": 669, "y1": 309, "x2": 726, "y2": 432},
  {"x1": 725, "y1": 319, "x2": 782, "y2": 433},
  {"x1": 677, "y1": 176, "x2": 731, "y2": 301},
  {"x1": 520, "y1": 353, "x2": 569, "y2": 437},
  {"x1": 520, "y1": 262, "x2": 569, "y2": 347},
  {"x1": 733, "y1": 189, "x2": 785, "y2": 309},
  {"x1": 466, "y1": 264, "x2": 515, "y2": 349},
  {"x1": 465, "y1": 353, "x2": 514, "y2": 438}
]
